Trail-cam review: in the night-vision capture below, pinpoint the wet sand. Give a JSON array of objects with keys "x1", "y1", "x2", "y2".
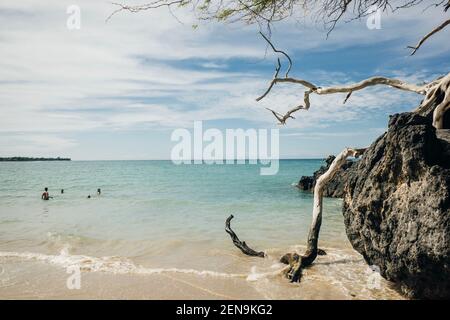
[{"x1": 0, "y1": 243, "x2": 404, "y2": 300}]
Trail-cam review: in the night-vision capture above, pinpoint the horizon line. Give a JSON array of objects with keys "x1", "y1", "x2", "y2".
[
  {"x1": 58, "y1": 158, "x2": 327, "y2": 161},
  {"x1": 0, "y1": 157, "x2": 329, "y2": 161}
]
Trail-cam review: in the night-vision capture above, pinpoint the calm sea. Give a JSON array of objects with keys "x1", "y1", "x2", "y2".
[{"x1": 0, "y1": 160, "x2": 402, "y2": 299}]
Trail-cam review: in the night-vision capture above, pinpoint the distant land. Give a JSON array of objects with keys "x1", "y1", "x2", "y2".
[{"x1": 0, "y1": 157, "x2": 71, "y2": 161}]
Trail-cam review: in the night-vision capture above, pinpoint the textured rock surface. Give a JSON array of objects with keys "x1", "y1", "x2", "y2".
[
  {"x1": 343, "y1": 112, "x2": 450, "y2": 299},
  {"x1": 444, "y1": 109, "x2": 450, "y2": 129},
  {"x1": 297, "y1": 156, "x2": 354, "y2": 198},
  {"x1": 297, "y1": 175, "x2": 314, "y2": 191}
]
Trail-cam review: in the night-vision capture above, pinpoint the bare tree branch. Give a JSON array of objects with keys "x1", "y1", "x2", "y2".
[
  {"x1": 106, "y1": 0, "x2": 184, "y2": 22},
  {"x1": 259, "y1": 31, "x2": 293, "y2": 77},
  {"x1": 265, "y1": 106, "x2": 303, "y2": 124},
  {"x1": 260, "y1": 74, "x2": 447, "y2": 125},
  {"x1": 343, "y1": 90, "x2": 353, "y2": 104},
  {"x1": 258, "y1": 73, "x2": 432, "y2": 125},
  {"x1": 108, "y1": 1, "x2": 450, "y2": 37},
  {"x1": 255, "y1": 32, "x2": 450, "y2": 125},
  {"x1": 408, "y1": 18, "x2": 450, "y2": 55}
]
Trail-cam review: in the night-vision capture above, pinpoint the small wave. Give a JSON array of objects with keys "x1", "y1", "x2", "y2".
[
  {"x1": 246, "y1": 264, "x2": 286, "y2": 282},
  {"x1": 46, "y1": 232, "x2": 95, "y2": 244},
  {"x1": 0, "y1": 250, "x2": 284, "y2": 281},
  {"x1": 0, "y1": 218, "x2": 21, "y2": 225}
]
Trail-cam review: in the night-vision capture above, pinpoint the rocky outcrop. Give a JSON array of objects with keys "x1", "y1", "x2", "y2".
[
  {"x1": 343, "y1": 112, "x2": 450, "y2": 299},
  {"x1": 297, "y1": 175, "x2": 315, "y2": 191},
  {"x1": 297, "y1": 155, "x2": 354, "y2": 198}
]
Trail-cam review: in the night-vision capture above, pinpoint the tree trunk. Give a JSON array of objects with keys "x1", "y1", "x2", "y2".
[
  {"x1": 432, "y1": 74, "x2": 450, "y2": 129},
  {"x1": 282, "y1": 147, "x2": 366, "y2": 282}
]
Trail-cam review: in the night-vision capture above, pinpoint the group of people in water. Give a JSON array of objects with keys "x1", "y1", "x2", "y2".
[{"x1": 41, "y1": 187, "x2": 101, "y2": 200}]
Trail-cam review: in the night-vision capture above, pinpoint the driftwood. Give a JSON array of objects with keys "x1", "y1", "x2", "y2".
[
  {"x1": 225, "y1": 215, "x2": 265, "y2": 258},
  {"x1": 225, "y1": 148, "x2": 364, "y2": 282},
  {"x1": 225, "y1": 215, "x2": 326, "y2": 282}
]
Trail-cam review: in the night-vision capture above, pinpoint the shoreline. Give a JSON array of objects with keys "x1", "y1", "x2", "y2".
[
  {"x1": 0, "y1": 243, "x2": 404, "y2": 300},
  {"x1": 0, "y1": 159, "x2": 406, "y2": 300}
]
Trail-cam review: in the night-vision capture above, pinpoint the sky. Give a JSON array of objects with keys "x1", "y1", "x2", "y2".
[{"x1": 0, "y1": 1, "x2": 449, "y2": 160}]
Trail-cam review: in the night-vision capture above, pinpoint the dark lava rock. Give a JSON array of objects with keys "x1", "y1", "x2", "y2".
[
  {"x1": 343, "y1": 112, "x2": 450, "y2": 299},
  {"x1": 297, "y1": 155, "x2": 354, "y2": 198},
  {"x1": 297, "y1": 175, "x2": 314, "y2": 191}
]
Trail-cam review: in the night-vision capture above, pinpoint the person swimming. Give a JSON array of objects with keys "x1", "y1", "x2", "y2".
[
  {"x1": 61, "y1": 189, "x2": 64, "y2": 194},
  {"x1": 87, "y1": 195, "x2": 91, "y2": 199},
  {"x1": 97, "y1": 188, "x2": 101, "y2": 196},
  {"x1": 41, "y1": 187, "x2": 51, "y2": 200}
]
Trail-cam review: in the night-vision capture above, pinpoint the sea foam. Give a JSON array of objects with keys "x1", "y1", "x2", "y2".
[{"x1": 0, "y1": 250, "x2": 285, "y2": 281}]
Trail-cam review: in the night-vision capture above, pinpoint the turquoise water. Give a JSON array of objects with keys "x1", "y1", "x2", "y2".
[
  {"x1": 0, "y1": 160, "x2": 345, "y2": 256},
  {"x1": 0, "y1": 160, "x2": 402, "y2": 299}
]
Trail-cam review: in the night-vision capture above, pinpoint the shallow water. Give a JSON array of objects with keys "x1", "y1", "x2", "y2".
[{"x1": 0, "y1": 160, "x2": 403, "y2": 299}]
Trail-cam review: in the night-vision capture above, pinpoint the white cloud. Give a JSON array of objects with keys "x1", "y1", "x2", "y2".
[
  {"x1": 0, "y1": 134, "x2": 77, "y2": 157},
  {"x1": 0, "y1": 0, "x2": 448, "y2": 157}
]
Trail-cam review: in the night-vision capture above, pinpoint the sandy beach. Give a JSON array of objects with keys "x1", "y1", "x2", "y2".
[
  {"x1": 0, "y1": 244, "x2": 403, "y2": 300},
  {"x1": 0, "y1": 160, "x2": 404, "y2": 300}
]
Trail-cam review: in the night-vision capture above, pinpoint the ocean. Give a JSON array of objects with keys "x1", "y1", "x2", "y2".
[{"x1": 0, "y1": 160, "x2": 402, "y2": 299}]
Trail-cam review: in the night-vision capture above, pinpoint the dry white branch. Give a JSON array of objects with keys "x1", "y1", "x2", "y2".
[
  {"x1": 308, "y1": 147, "x2": 366, "y2": 255},
  {"x1": 311, "y1": 147, "x2": 364, "y2": 234},
  {"x1": 256, "y1": 34, "x2": 450, "y2": 127},
  {"x1": 283, "y1": 147, "x2": 366, "y2": 282},
  {"x1": 256, "y1": 20, "x2": 450, "y2": 126},
  {"x1": 415, "y1": 73, "x2": 450, "y2": 118},
  {"x1": 432, "y1": 74, "x2": 450, "y2": 128},
  {"x1": 257, "y1": 75, "x2": 433, "y2": 124}
]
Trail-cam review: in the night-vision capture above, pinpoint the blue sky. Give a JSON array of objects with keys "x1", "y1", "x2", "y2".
[{"x1": 0, "y1": 1, "x2": 449, "y2": 159}]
